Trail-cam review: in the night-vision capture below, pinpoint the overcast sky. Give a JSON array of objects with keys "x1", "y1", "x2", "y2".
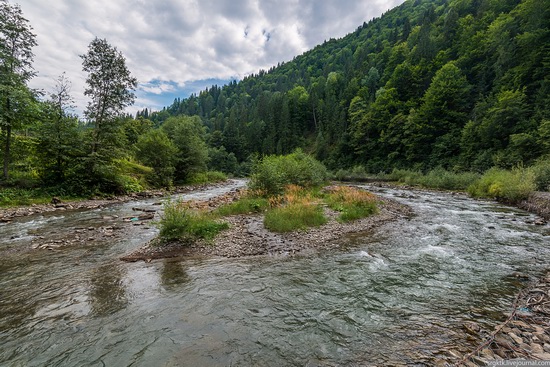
[{"x1": 18, "y1": 0, "x2": 405, "y2": 117}]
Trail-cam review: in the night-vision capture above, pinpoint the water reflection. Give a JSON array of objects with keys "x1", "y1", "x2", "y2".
[
  {"x1": 160, "y1": 259, "x2": 190, "y2": 289},
  {"x1": 88, "y1": 263, "x2": 128, "y2": 316}
]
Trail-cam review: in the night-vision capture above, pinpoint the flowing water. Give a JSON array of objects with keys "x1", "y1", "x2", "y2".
[{"x1": 0, "y1": 183, "x2": 548, "y2": 366}]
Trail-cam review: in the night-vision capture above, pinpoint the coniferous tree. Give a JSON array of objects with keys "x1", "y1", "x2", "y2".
[{"x1": 0, "y1": 0, "x2": 37, "y2": 180}]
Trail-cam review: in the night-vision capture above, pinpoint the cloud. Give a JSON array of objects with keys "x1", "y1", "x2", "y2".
[{"x1": 18, "y1": 0, "x2": 405, "y2": 116}]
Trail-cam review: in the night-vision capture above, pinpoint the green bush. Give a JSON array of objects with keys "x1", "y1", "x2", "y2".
[
  {"x1": 187, "y1": 171, "x2": 227, "y2": 185},
  {"x1": 264, "y1": 203, "x2": 327, "y2": 232},
  {"x1": 531, "y1": 157, "x2": 550, "y2": 192},
  {"x1": 158, "y1": 201, "x2": 229, "y2": 243},
  {"x1": 419, "y1": 168, "x2": 480, "y2": 191},
  {"x1": 468, "y1": 166, "x2": 536, "y2": 203},
  {"x1": 249, "y1": 149, "x2": 328, "y2": 196},
  {"x1": 386, "y1": 168, "x2": 423, "y2": 185}
]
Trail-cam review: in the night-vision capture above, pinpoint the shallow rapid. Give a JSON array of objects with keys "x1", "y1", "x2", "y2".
[{"x1": 0, "y1": 183, "x2": 548, "y2": 366}]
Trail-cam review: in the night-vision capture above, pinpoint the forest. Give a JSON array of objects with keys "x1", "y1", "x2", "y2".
[{"x1": 1, "y1": 0, "x2": 549, "y2": 201}]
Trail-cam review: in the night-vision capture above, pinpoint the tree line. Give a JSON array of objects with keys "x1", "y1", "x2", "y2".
[
  {"x1": 0, "y1": 0, "x2": 215, "y2": 195},
  {"x1": 1, "y1": 0, "x2": 549, "y2": 197},
  {"x1": 142, "y1": 0, "x2": 549, "y2": 174}
]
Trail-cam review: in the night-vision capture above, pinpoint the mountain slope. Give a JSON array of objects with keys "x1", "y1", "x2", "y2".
[{"x1": 142, "y1": 0, "x2": 550, "y2": 172}]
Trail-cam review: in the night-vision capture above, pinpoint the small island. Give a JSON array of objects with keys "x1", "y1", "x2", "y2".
[{"x1": 121, "y1": 151, "x2": 412, "y2": 262}]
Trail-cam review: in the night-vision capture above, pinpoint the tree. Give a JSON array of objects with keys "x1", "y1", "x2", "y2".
[
  {"x1": 408, "y1": 62, "x2": 472, "y2": 166},
  {"x1": 36, "y1": 73, "x2": 83, "y2": 184},
  {"x1": 161, "y1": 116, "x2": 208, "y2": 182},
  {"x1": 0, "y1": 0, "x2": 37, "y2": 180},
  {"x1": 81, "y1": 37, "x2": 137, "y2": 163},
  {"x1": 135, "y1": 129, "x2": 178, "y2": 187}
]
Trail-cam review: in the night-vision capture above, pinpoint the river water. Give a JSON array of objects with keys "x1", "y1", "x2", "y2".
[{"x1": 0, "y1": 183, "x2": 548, "y2": 366}]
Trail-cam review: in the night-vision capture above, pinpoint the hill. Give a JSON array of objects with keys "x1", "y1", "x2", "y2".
[{"x1": 141, "y1": 0, "x2": 550, "y2": 173}]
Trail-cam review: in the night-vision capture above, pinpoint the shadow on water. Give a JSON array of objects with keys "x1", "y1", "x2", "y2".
[
  {"x1": 88, "y1": 263, "x2": 128, "y2": 317},
  {"x1": 160, "y1": 259, "x2": 190, "y2": 290}
]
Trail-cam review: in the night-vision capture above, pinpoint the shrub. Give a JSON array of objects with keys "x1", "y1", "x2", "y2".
[
  {"x1": 187, "y1": 171, "x2": 227, "y2": 185},
  {"x1": 249, "y1": 149, "x2": 328, "y2": 196},
  {"x1": 158, "y1": 201, "x2": 228, "y2": 243},
  {"x1": 386, "y1": 168, "x2": 423, "y2": 185},
  {"x1": 531, "y1": 157, "x2": 550, "y2": 192},
  {"x1": 468, "y1": 166, "x2": 536, "y2": 203},
  {"x1": 419, "y1": 168, "x2": 480, "y2": 191}
]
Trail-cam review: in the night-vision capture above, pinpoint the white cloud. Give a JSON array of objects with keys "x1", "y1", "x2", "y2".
[{"x1": 17, "y1": 0, "x2": 405, "y2": 115}]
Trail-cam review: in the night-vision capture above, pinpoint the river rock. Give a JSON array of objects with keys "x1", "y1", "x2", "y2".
[
  {"x1": 138, "y1": 213, "x2": 155, "y2": 220},
  {"x1": 463, "y1": 321, "x2": 481, "y2": 335}
]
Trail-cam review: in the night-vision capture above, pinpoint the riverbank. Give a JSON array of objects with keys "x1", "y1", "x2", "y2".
[
  {"x1": 458, "y1": 271, "x2": 550, "y2": 365},
  {"x1": 366, "y1": 181, "x2": 549, "y2": 224},
  {"x1": 120, "y1": 186, "x2": 413, "y2": 261},
  {"x1": 519, "y1": 192, "x2": 550, "y2": 220},
  {"x1": 0, "y1": 181, "x2": 231, "y2": 223}
]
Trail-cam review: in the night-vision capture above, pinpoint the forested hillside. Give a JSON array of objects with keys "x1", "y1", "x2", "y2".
[
  {"x1": 1, "y1": 0, "x2": 549, "y2": 198},
  {"x1": 142, "y1": 0, "x2": 549, "y2": 173}
]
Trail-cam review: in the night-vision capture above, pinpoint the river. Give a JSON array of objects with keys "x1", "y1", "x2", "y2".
[{"x1": 0, "y1": 182, "x2": 548, "y2": 366}]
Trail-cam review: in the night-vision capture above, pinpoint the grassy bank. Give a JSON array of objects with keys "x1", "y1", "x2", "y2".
[
  {"x1": 334, "y1": 159, "x2": 550, "y2": 205},
  {"x1": 0, "y1": 170, "x2": 228, "y2": 208}
]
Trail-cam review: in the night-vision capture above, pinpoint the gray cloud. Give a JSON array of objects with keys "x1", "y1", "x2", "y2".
[{"x1": 18, "y1": 0, "x2": 405, "y2": 115}]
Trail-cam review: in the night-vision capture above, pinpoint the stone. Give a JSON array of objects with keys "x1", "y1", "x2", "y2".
[
  {"x1": 530, "y1": 343, "x2": 544, "y2": 354},
  {"x1": 508, "y1": 332, "x2": 523, "y2": 345},
  {"x1": 532, "y1": 352, "x2": 550, "y2": 360}
]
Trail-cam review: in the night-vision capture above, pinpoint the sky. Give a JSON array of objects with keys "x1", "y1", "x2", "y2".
[{"x1": 17, "y1": 0, "x2": 406, "y2": 117}]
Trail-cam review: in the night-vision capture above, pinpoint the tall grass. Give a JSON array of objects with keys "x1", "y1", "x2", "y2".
[
  {"x1": 264, "y1": 202, "x2": 327, "y2": 232},
  {"x1": 158, "y1": 201, "x2": 228, "y2": 243},
  {"x1": 325, "y1": 186, "x2": 378, "y2": 222},
  {"x1": 263, "y1": 185, "x2": 327, "y2": 232},
  {"x1": 215, "y1": 194, "x2": 269, "y2": 216},
  {"x1": 386, "y1": 168, "x2": 480, "y2": 191}
]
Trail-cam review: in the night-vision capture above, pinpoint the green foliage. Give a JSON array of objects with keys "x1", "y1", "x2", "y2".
[
  {"x1": 387, "y1": 167, "x2": 480, "y2": 191},
  {"x1": 132, "y1": 0, "x2": 548, "y2": 175},
  {"x1": 325, "y1": 186, "x2": 378, "y2": 222},
  {"x1": 162, "y1": 115, "x2": 209, "y2": 182},
  {"x1": 186, "y1": 171, "x2": 227, "y2": 185},
  {"x1": 264, "y1": 203, "x2": 327, "y2": 232},
  {"x1": 0, "y1": 0, "x2": 37, "y2": 180},
  {"x1": 249, "y1": 149, "x2": 328, "y2": 196},
  {"x1": 208, "y1": 146, "x2": 238, "y2": 174},
  {"x1": 135, "y1": 129, "x2": 177, "y2": 187},
  {"x1": 468, "y1": 166, "x2": 536, "y2": 203},
  {"x1": 157, "y1": 201, "x2": 229, "y2": 243},
  {"x1": 530, "y1": 158, "x2": 550, "y2": 192},
  {"x1": 2, "y1": 0, "x2": 550, "y2": 196},
  {"x1": 215, "y1": 196, "x2": 269, "y2": 216}
]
